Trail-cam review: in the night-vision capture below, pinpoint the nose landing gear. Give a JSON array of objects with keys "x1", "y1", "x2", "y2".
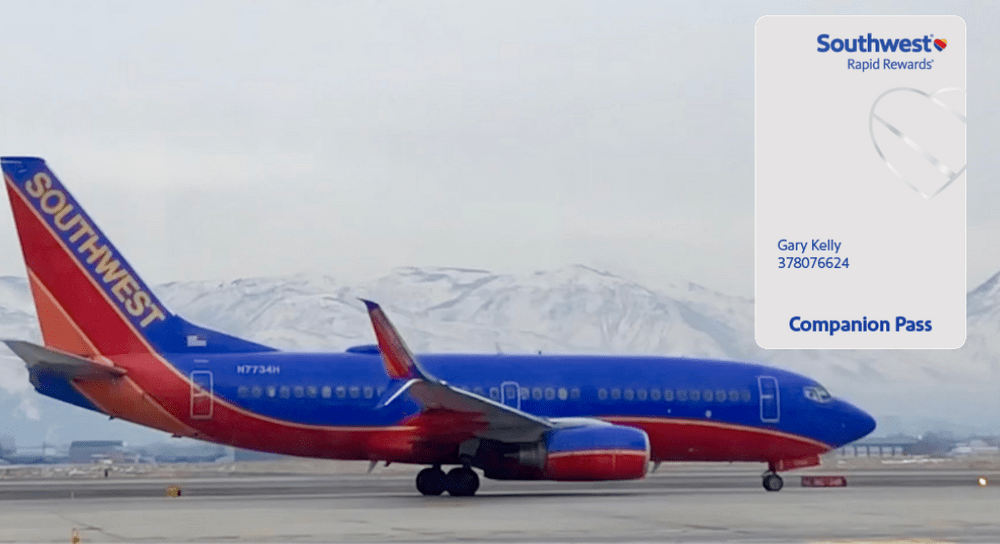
[{"x1": 762, "y1": 471, "x2": 784, "y2": 492}]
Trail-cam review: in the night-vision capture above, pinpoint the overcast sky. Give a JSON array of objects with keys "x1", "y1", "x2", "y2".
[{"x1": 0, "y1": 0, "x2": 996, "y2": 297}]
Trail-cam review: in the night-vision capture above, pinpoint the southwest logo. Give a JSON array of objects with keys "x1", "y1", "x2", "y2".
[{"x1": 816, "y1": 33, "x2": 945, "y2": 53}]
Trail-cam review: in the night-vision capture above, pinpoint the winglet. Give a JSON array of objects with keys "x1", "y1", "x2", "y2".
[{"x1": 360, "y1": 299, "x2": 434, "y2": 382}]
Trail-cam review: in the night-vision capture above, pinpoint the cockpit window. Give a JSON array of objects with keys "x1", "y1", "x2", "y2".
[{"x1": 803, "y1": 385, "x2": 832, "y2": 403}]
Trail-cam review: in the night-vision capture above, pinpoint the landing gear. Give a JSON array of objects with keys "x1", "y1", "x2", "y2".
[
  {"x1": 415, "y1": 465, "x2": 480, "y2": 496},
  {"x1": 762, "y1": 472, "x2": 784, "y2": 492},
  {"x1": 416, "y1": 466, "x2": 447, "y2": 496},
  {"x1": 446, "y1": 467, "x2": 480, "y2": 496}
]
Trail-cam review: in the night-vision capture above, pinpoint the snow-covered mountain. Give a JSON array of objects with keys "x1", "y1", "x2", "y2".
[
  {"x1": 2, "y1": 266, "x2": 999, "y2": 446},
  {"x1": 153, "y1": 266, "x2": 754, "y2": 358}
]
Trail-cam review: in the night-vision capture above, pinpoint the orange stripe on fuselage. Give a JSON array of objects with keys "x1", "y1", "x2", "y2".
[{"x1": 72, "y1": 374, "x2": 199, "y2": 437}]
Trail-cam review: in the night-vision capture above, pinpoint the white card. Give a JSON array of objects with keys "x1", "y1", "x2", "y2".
[{"x1": 755, "y1": 16, "x2": 966, "y2": 349}]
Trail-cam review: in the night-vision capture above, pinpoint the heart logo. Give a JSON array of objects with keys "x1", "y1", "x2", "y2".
[
  {"x1": 934, "y1": 38, "x2": 947, "y2": 51},
  {"x1": 868, "y1": 87, "x2": 966, "y2": 199}
]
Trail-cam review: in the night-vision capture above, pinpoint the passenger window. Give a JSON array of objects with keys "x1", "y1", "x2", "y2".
[
  {"x1": 650, "y1": 388, "x2": 661, "y2": 401},
  {"x1": 489, "y1": 387, "x2": 500, "y2": 400},
  {"x1": 322, "y1": 386, "x2": 332, "y2": 399},
  {"x1": 716, "y1": 389, "x2": 726, "y2": 402},
  {"x1": 267, "y1": 386, "x2": 277, "y2": 398},
  {"x1": 336, "y1": 386, "x2": 346, "y2": 399},
  {"x1": 237, "y1": 386, "x2": 249, "y2": 398},
  {"x1": 474, "y1": 387, "x2": 484, "y2": 396},
  {"x1": 611, "y1": 388, "x2": 621, "y2": 400},
  {"x1": 545, "y1": 388, "x2": 555, "y2": 400},
  {"x1": 728, "y1": 389, "x2": 740, "y2": 402},
  {"x1": 663, "y1": 388, "x2": 674, "y2": 401},
  {"x1": 363, "y1": 386, "x2": 374, "y2": 399},
  {"x1": 570, "y1": 388, "x2": 581, "y2": 400},
  {"x1": 350, "y1": 386, "x2": 360, "y2": 399},
  {"x1": 690, "y1": 389, "x2": 700, "y2": 402},
  {"x1": 520, "y1": 387, "x2": 530, "y2": 399},
  {"x1": 251, "y1": 386, "x2": 262, "y2": 399},
  {"x1": 598, "y1": 388, "x2": 608, "y2": 400},
  {"x1": 532, "y1": 388, "x2": 543, "y2": 400},
  {"x1": 637, "y1": 389, "x2": 647, "y2": 401},
  {"x1": 558, "y1": 388, "x2": 568, "y2": 401},
  {"x1": 703, "y1": 389, "x2": 713, "y2": 402},
  {"x1": 676, "y1": 389, "x2": 687, "y2": 401},
  {"x1": 623, "y1": 389, "x2": 634, "y2": 401},
  {"x1": 376, "y1": 387, "x2": 385, "y2": 396},
  {"x1": 293, "y1": 386, "x2": 305, "y2": 398},
  {"x1": 279, "y1": 386, "x2": 290, "y2": 399},
  {"x1": 741, "y1": 389, "x2": 752, "y2": 402}
]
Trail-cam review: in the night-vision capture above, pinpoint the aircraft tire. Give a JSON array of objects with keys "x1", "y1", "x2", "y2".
[
  {"x1": 416, "y1": 467, "x2": 447, "y2": 496},
  {"x1": 446, "y1": 467, "x2": 480, "y2": 496},
  {"x1": 762, "y1": 472, "x2": 784, "y2": 492}
]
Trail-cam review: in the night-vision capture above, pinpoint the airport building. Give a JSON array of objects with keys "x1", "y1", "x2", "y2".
[
  {"x1": 837, "y1": 435, "x2": 920, "y2": 457},
  {"x1": 68, "y1": 440, "x2": 126, "y2": 463}
]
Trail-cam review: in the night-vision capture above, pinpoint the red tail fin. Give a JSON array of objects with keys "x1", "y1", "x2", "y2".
[{"x1": 2, "y1": 157, "x2": 273, "y2": 356}]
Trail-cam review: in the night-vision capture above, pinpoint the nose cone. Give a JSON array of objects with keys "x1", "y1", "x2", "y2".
[
  {"x1": 833, "y1": 400, "x2": 877, "y2": 447},
  {"x1": 851, "y1": 404, "x2": 877, "y2": 440}
]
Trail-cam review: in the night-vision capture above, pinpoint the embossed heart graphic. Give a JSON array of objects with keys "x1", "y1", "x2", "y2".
[{"x1": 868, "y1": 87, "x2": 966, "y2": 199}]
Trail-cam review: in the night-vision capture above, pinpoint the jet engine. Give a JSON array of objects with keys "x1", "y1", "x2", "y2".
[{"x1": 480, "y1": 424, "x2": 650, "y2": 481}]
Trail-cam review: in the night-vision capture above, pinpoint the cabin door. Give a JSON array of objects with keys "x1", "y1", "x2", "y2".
[
  {"x1": 758, "y1": 376, "x2": 780, "y2": 423},
  {"x1": 501, "y1": 381, "x2": 521, "y2": 410},
  {"x1": 190, "y1": 370, "x2": 214, "y2": 420}
]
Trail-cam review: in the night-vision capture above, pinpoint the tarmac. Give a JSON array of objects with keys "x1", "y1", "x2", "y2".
[{"x1": 0, "y1": 462, "x2": 998, "y2": 543}]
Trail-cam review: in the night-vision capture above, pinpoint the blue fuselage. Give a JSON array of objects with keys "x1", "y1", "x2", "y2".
[{"x1": 166, "y1": 350, "x2": 875, "y2": 454}]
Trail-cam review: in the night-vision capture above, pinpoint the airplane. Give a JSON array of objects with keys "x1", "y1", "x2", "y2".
[{"x1": 1, "y1": 156, "x2": 876, "y2": 496}]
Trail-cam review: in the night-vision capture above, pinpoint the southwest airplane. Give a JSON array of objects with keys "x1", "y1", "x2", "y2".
[{"x1": 1, "y1": 157, "x2": 876, "y2": 496}]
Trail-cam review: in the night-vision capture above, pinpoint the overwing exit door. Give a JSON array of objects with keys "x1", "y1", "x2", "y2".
[{"x1": 501, "y1": 381, "x2": 520, "y2": 410}]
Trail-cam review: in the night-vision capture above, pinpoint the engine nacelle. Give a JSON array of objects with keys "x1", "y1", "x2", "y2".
[{"x1": 482, "y1": 424, "x2": 650, "y2": 481}]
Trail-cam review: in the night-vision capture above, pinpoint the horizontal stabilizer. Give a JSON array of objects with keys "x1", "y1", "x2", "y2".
[{"x1": 3, "y1": 340, "x2": 126, "y2": 379}]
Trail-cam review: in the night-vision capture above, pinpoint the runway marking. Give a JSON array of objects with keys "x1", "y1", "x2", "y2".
[{"x1": 810, "y1": 541, "x2": 956, "y2": 544}]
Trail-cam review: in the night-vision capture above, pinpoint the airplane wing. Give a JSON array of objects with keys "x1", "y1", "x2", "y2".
[
  {"x1": 3, "y1": 340, "x2": 126, "y2": 379},
  {"x1": 361, "y1": 300, "x2": 555, "y2": 443}
]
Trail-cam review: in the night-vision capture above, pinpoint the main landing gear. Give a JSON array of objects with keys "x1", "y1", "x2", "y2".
[
  {"x1": 415, "y1": 464, "x2": 480, "y2": 496},
  {"x1": 762, "y1": 471, "x2": 784, "y2": 492}
]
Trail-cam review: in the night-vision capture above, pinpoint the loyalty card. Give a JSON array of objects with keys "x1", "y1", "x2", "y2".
[{"x1": 756, "y1": 16, "x2": 966, "y2": 349}]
